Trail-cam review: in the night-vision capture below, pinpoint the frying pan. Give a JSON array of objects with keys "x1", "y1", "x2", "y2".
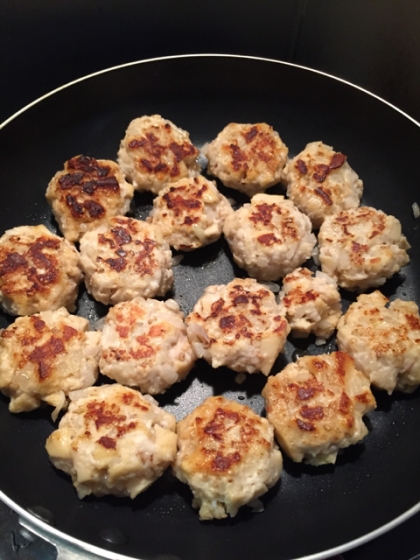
[{"x1": 0, "y1": 54, "x2": 419, "y2": 560}]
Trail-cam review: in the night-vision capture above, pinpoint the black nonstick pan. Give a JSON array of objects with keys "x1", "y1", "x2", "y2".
[{"x1": 0, "y1": 54, "x2": 419, "y2": 560}]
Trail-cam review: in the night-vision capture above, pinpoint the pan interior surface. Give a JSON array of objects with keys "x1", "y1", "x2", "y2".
[{"x1": 0, "y1": 55, "x2": 419, "y2": 560}]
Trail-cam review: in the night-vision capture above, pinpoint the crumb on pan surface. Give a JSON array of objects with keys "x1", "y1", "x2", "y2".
[
  {"x1": 0, "y1": 308, "x2": 100, "y2": 419},
  {"x1": 99, "y1": 297, "x2": 196, "y2": 394},
  {"x1": 337, "y1": 290, "x2": 420, "y2": 394},
  {"x1": 45, "y1": 384, "x2": 177, "y2": 499},
  {"x1": 117, "y1": 114, "x2": 200, "y2": 194},
  {"x1": 173, "y1": 395, "x2": 282, "y2": 520},
  {"x1": 185, "y1": 277, "x2": 290, "y2": 375},
  {"x1": 223, "y1": 193, "x2": 316, "y2": 281},
  {"x1": 0, "y1": 224, "x2": 83, "y2": 316},
  {"x1": 262, "y1": 351, "x2": 376, "y2": 465},
  {"x1": 45, "y1": 155, "x2": 134, "y2": 242}
]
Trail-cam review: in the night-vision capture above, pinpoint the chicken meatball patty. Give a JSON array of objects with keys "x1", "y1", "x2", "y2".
[
  {"x1": 46, "y1": 155, "x2": 134, "y2": 242},
  {"x1": 318, "y1": 206, "x2": 410, "y2": 291},
  {"x1": 283, "y1": 141, "x2": 363, "y2": 228},
  {"x1": 337, "y1": 290, "x2": 420, "y2": 394},
  {"x1": 117, "y1": 114, "x2": 200, "y2": 194},
  {"x1": 149, "y1": 175, "x2": 233, "y2": 251},
  {"x1": 99, "y1": 297, "x2": 196, "y2": 394},
  {"x1": 223, "y1": 194, "x2": 316, "y2": 281},
  {"x1": 203, "y1": 122, "x2": 288, "y2": 197},
  {"x1": 262, "y1": 352, "x2": 376, "y2": 465},
  {"x1": 79, "y1": 216, "x2": 173, "y2": 305},
  {"x1": 0, "y1": 224, "x2": 83, "y2": 316},
  {"x1": 279, "y1": 267, "x2": 342, "y2": 342},
  {"x1": 0, "y1": 308, "x2": 100, "y2": 419},
  {"x1": 45, "y1": 384, "x2": 177, "y2": 499},
  {"x1": 173, "y1": 395, "x2": 282, "y2": 520},
  {"x1": 186, "y1": 278, "x2": 290, "y2": 375}
]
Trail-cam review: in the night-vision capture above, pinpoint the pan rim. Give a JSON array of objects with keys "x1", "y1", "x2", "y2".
[{"x1": 0, "y1": 52, "x2": 419, "y2": 559}]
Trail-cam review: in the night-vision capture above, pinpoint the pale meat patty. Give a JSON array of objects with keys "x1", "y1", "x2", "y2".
[
  {"x1": 223, "y1": 194, "x2": 316, "y2": 281},
  {"x1": 262, "y1": 352, "x2": 376, "y2": 465},
  {"x1": 0, "y1": 308, "x2": 100, "y2": 419},
  {"x1": 283, "y1": 141, "x2": 363, "y2": 228},
  {"x1": 79, "y1": 216, "x2": 173, "y2": 305},
  {"x1": 46, "y1": 155, "x2": 134, "y2": 242},
  {"x1": 203, "y1": 122, "x2": 288, "y2": 197},
  {"x1": 337, "y1": 290, "x2": 420, "y2": 394},
  {"x1": 117, "y1": 115, "x2": 200, "y2": 194},
  {"x1": 185, "y1": 278, "x2": 290, "y2": 375},
  {"x1": 45, "y1": 384, "x2": 177, "y2": 499},
  {"x1": 149, "y1": 175, "x2": 233, "y2": 251},
  {"x1": 99, "y1": 297, "x2": 196, "y2": 394},
  {"x1": 0, "y1": 224, "x2": 83, "y2": 316},
  {"x1": 173, "y1": 395, "x2": 282, "y2": 520},
  {"x1": 279, "y1": 267, "x2": 342, "y2": 342},
  {"x1": 318, "y1": 206, "x2": 410, "y2": 291}
]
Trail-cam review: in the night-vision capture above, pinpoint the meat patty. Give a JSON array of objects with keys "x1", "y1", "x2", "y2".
[
  {"x1": 79, "y1": 216, "x2": 173, "y2": 305},
  {"x1": 279, "y1": 267, "x2": 342, "y2": 342},
  {"x1": 185, "y1": 277, "x2": 290, "y2": 375},
  {"x1": 99, "y1": 297, "x2": 196, "y2": 394},
  {"x1": 283, "y1": 141, "x2": 363, "y2": 228},
  {"x1": 46, "y1": 155, "x2": 134, "y2": 242},
  {"x1": 117, "y1": 114, "x2": 200, "y2": 194},
  {"x1": 173, "y1": 395, "x2": 282, "y2": 520},
  {"x1": 0, "y1": 224, "x2": 83, "y2": 316},
  {"x1": 337, "y1": 290, "x2": 420, "y2": 394},
  {"x1": 318, "y1": 206, "x2": 410, "y2": 291},
  {"x1": 203, "y1": 122, "x2": 288, "y2": 196},
  {"x1": 0, "y1": 308, "x2": 100, "y2": 419},
  {"x1": 223, "y1": 194, "x2": 316, "y2": 281},
  {"x1": 149, "y1": 175, "x2": 233, "y2": 251},
  {"x1": 262, "y1": 352, "x2": 376, "y2": 465},
  {"x1": 45, "y1": 384, "x2": 177, "y2": 499}
]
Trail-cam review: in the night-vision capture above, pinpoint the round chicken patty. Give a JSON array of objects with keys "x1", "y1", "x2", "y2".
[
  {"x1": 318, "y1": 206, "x2": 410, "y2": 291},
  {"x1": 79, "y1": 216, "x2": 173, "y2": 305},
  {"x1": 173, "y1": 395, "x2": 282, "y2": 520},
  {"x1": 117, "y1": 114, "x2": 200, "y2": 194},
  {"x1": 99, "y1": 297, "x2": 196, "y2": 394},
  {"x1": 149, "y1": 175, "x2": 233, "y2": 251},
  {"x1": 223, "y1": 194, "x2": 316, "y2": 281},
  {"x1": 203, "y1": 122, "x2": 288, "y2": 197},
  {"x1": 279, "y1": 267, "x2": 342, "y2": 342},
  {"x1": 337, "y1": 290, "x2": 420, "y2": 394},
  {"x1": 262, "y1": 351, "x2": 376, "y2": 465},
  {"x1": 283, "y1": 141, "x2": 363, "y2": 228},
  {"x1": 45, "y1": 384, "x2": 177, "y2": 499},
  {"x1": 0, "y1": 308, "x2": 100, "y2": 419},
  {"x1": 46, "y1": 154, "x2": 134, "y2": 242},
  {"x1": 185, "y1": 277, "x2": 290, "y2": 375},
  {"x1": 0, "y1": 224, "x2": 83, "y2": 316}
]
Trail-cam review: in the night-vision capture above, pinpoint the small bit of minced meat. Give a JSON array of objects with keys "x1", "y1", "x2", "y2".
[
  {"x1": 337, "y1": 290, "x2": 420, "y2": 394},
  {"x1": 279, "y1": 267, "x2": 342, "y2": 340},
  {"x1": 203, "y1": 122, "x2": 288, "y2": 197},
  {"x1": 282, "y1": 141, "x2": 363, "y2": 228},
  {"x1": 45, "y1": 384, "x2": 177, "y2": 499},
  {"x1": 318, "y1": 206, "x2": 410, "y2": 291},
  {"x1": 173, "y1": 395, "x2": 282, "y2": 520},
  {"x1": 223, "y1": 194, "x2": 316, "y2": 281},
  {"x1": 262, "y1": 351, "x2": 376, "y2": 465},
  {"x1": 99, "y1": 297, "x2": 196, "y2": 395},
  {"x1": 117, "y1": 114, "x2": 200, "y2": 194},
  {"x1": 185, "y1": 277, "x2": 290, "y2": 375},
  {"x1": 79, "y1": 216, "x2": 173, "y2": 305},
  {"x1": 0, "y1": 224, "x2": 83, "y2": 316},
  {"x1": 0, "y1": 308, "x2": 100, "y2": 419},
  {"x1": 45, "y1": 155, "x2": 134, "y2": 242},
  {"x1": 149, "y1": 175, "x2": 233, "y2": 251}
]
